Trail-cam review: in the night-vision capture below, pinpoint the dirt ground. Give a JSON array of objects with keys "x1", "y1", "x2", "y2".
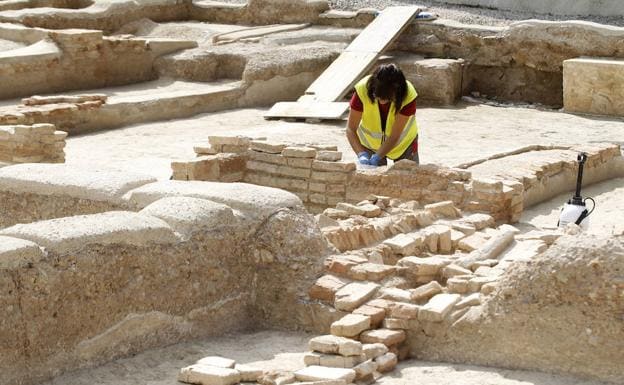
[{"x1": 41, "y1": 330, "x2": 610, "y2": 385}]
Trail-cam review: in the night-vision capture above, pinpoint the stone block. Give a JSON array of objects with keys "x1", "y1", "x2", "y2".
[
  {"x1": 196, "y1": 356, "x2": 236, "y2": 368},
  {"x1": 353, "y1": 359, "x2": 377, "y2": 380},
  {"x1": 419, "y1": 293, "x2": 461, "y2": 322},
  {"x1": 389, "y1": 302, "x2": 420, "y2": 320},
  {"x1": 251, "y1": 141, "x2": 286, "y2": 154},
  {"x1": 304, "y1": 352, "x2": 322, "y2": 366},
  {"x1": 258, "y1": 370, "x2": 295, "y2": 385},
  {"x1": 398, "y1": 56, "x2": 463, "y2": 105},
  {"x1": 397, "y1": 256, "x2": 449, "y2": 276},
  {"x1": 410, "y1": 281, "x2": 443, "y2": 302},
  {"x1": 335, "y1": 282, "x2": 380, "y2": 311},
  {"x1": 360, "y1": 329, "x2": 406, "y2": 347},
  {"x1": 356, "y1": 203, "x2": 382, "y2": 218},
  {"x1": 331, "y1": 314, "x2": 371, "y2": 337},
  {"x1": 208, "y1": 135, "x2": 251, "y2": 147},
  {"x1": 249, "y1": 150, "x2": 289, "y2": 165},
  {"x1": 312, "y1": 171, "x2": 348, "y2": 183},
  {"x1": 276, "y1": 165, "x2": 311, "y2": 178},
  {"x1": 235, "y1": 365, "x2": 263, "y2": 382},
  {"x1": 374, "y1": 352, "x2": 398, "y2": 373},
  {"x1": 353, "y1": 305, "x2": 386, "y2": 327},
  {"x1": 309, "y1": 335, "x2": 363, "y2": 356},
  {"x1": 462, "y1": 213, "x2": 495, "y2": 230},
  {"x1": 325, "y1": 255, "x2": 367, "y2": 275},
  {"x1": 295, "y1": 366, "x2": 356, "y2": 383},
  {"x1": 288, "y1": 157, "x2": 314, "y2": 168},
  {"x1": 319, "y1": 353, "x2": 366, "y2": 369},
  {"x1": 457, "y1": 232, "x2": 488, "y2": 252},
  {"x1": 424, "y1": 201, "x2": 460, "y2": 218},
  {"x1": 309, "y1": 275, "x2": 350, "y2": 302},
  {"x1": 564, "y1": 57, "x2": 624, "y2": 116},
  {"x1": 450, "y1": 229, "x2": 467, "y2": 246},
  {"x1": 313, "y1": 160, "x2": 356, "y2": 172},
  {"x1": 456, "y1": 293, "x2": 481, "y2": 309},
  {"x1": 442, "y1": 264, "x2": 473, "y2": 278},
  {"x1": 378, "y1": 288, "x2": 412, "y2": 303},
  {"x1": 446, "y1": 277, "x2": 470, "y2": 294},
  {"x1": 178, "y1": 365, "x2": 241, "y2": 385},
  {"x1": 468, "y1": 276, "x2": 497, "y2": 292},
  {"x1": 317, "y1": 151, "x2": 343, "y2": 161},
  {"x1": 349, "y1": 263, "x2": 395, "y2": 282},
  {"x1": 383, "y1": 318, "x2": 410, "y2": 330},
  {"x1": 383, "y1": 233, "x2": 422, "y2": 255},
  {"x1": 362, "y1": 343, "x2": 388, "y2": 360},
  {"x1": 282, "y1": 146, "x2": 317, "y2": 158}
]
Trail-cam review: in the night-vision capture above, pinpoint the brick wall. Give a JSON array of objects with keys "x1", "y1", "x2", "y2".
[{"x1": 0, "y1": 123, "x2": 66, "y2": 163}]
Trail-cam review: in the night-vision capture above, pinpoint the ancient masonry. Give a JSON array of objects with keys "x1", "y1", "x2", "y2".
[{"x1": 172, "y1": 135, "x2": 623, "y2": 223}]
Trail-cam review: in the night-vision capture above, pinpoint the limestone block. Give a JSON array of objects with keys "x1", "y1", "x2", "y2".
[
  {"x1": 383, "y1": 318, "x2": 410, "y2": 330},
  {"x1": 348, "y1": 263, "x2": 395, "y2": 282},
  {"x1": 389, "y1": 302, "x2": 420, "y2": 320},
  {"x1": 447, "y1": 277, "x2": 470, "y2": 294},
  {"x1": 419, "y1": 293, "x2": 461, "y2": 322},
  {"x1": 456, "y1": 293, "x2": 481, "y2": 309},
  {"x1": 324, "y1": 208, "x2": 350, "y2": 219},
  {"x1": 383, "y1": 233, "x2": 422, "y2": 255},
  {"x1": 251, "y1": 141, "x2": 287, "y2": 154},
  {"x1": 319, "y1": 353, "x2": 366, "y2": 368},
  {"x1": 139, "y1": 197, "x2": 236, "y2": 240},
  {"x1": 287, "y1": 157, "x2": 314, "y2": 168},
  {"x1": 178, "y1": 365, "x2": 241, "y2": 385},
  {"x1": 375, "y1": 352, "x2": 397, "y2": 373},
  {"x1": 420, "y1": 227, "x2": 439, "y2": 252},
  {"x1": 276, "y1": 165, "x2": 311, "y2": 178},
  {"x1": 0, "y1": 235, "x2": 44, "y2": 269},
  {"x1": 324, "y1": 255, "x2": 367, "y2": 275},
  {"x1": 249, "y1": 150, "x2": 289, "y2": 165},
  {"x1": 468, "y1": 276, "x2": 498, "y2": 292},
  {"x1": 221, "y1": 144, "x2": 248, "y2": 154},
  {"x1": 312, "y1": 171, "x2": 348, "y2": 183},
  {"x1": 451, "y1": 221, "x2": 476, "y2": 235},
  {"x1": 442, "y1": 264, "x2": 473, "y2": 278},
  {"x1": 481, "y1": 282, "x2": 497, "y2": 295},
  {"x1": 304, "y1": 352, "x2": 322, "y2": 366},
  {"x1": 462, "y1": 213, "x2": 495, "y2": 230},
  {"x1": 335, "y1": 282, "x2": 380, "y2": 311},
  {"x1": 353, "y1": 305, "x2": 386, "y2": 327},
  {"x1": 309, "y1": 275, "x2": 350, "y2": 302},
  {"x1": 397, "y1": 56, "x2": 463, "y2": 105},
  {"x1": 0, "y1": 163, "x2": 156, "y2": 204},
  {"x1": 258, "y1": 370, "x2": 295, "y2": 385},
  {"x1": 360, "y1": 329, "x2": 406, "y2": 347},
  {"x1": 0, "y1": 211, "x2": 177, "y2": 255},
  {"x1": 356, "y1": 203, "x2": 382, "y2": 218},
  {"x1": 235, "y1": 364, "x2": 264, "y2": 382},
  {"x1": 353, "y1": 359, "x2": 377, "y2": 380},
  {"x1": 424, "y1": 201, "x2": 460, "y2": 218},
  {"x1": 459, "y1": 230, "x2": 515, "y2": 269},
  {"x1": 126, "y1": 180, "x2": 302, "y2": 218},
  {"x1": 331, "y1": 314, "x2": 371, "y2": 337},
  {"x1": 196, "y1": 357, "x2": 236, "y2": 368},
  {"x1": 410, "y1": 281, "x2": 443, "y2": 302},
  {"x1": 317, "y1": 151, "x2": 343, "y2": 161},
  {"x1": 450, "y1": 229, "x2": 467, "y2": 247},
  {"x1": 309, "y1": 335, "x2": 363, "y2": 356},
  {"x1": 295, "y1": 366, "x2": 356, "y2": 383},
  {"x1": 433, "y1": 225, "x2": 452, "y2": 253},
  {"x1": 500, "y1": 239, "x2": 549, "y2": 263},
  {"x1": 457, "y1": 232, "x2": 488, "y2": 252},
  {"x1": 472, "y1": 178, "x2": 504, "y2": 193},
  {"x1": 313, "y1": 160, "x2": 356, "y2": 172},
  {"x1": 194, "y1": 144, "x2": 219, "y2": 155},
  {"x1": 362, "y1": 343, "x2": 388, "y2": 360},
  {"x1": 208, "y1": 135, "x2": 251, "y2": 147},
  {"x1": 397, "y1": 256, "x2": 449, "y2": 276},
  {"x1": 563, "y1": 57, "x2": 624, "y2": 117},
  {"x1": 335, "y1": 203, "x2": 367, "y2": 216},
  {"x1": 378, "y1": 287, "x2": 412, "y2": 303},
  {"x1": 282, "y1": 146, "x2": 317, "y2": 158}
]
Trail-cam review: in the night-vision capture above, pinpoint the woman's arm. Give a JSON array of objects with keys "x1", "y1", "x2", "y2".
[
  {"x1": 346, "y1": 108, "x2": 367, "y2": 154},
  {"x1": 375, "y1": 113, "x2": 410, "y2": 158}
]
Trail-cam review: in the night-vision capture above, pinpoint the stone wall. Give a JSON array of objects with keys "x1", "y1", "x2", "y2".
[
  {"x1": 172, "y1": 136, "x2": 522, "y2": 223},
  {"x1": 396, "y1": 20, "x2": 624, "y2": 107},
  {"x1": 0, "y1": 123, "x2": 66, "y2": 163},
  {"x1": 0, "y1": 164, "x2": 331, "y2": 385},
  {"x1": 437, "y1": 0, "x2": 624, "y2": 18}
]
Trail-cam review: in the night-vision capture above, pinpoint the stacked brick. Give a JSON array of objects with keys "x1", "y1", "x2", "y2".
[
  {"x1": 0, "y1": 94, "x2": 106, "y2": 126},
  {"x1": 0, "y1": 124, "x2": 67, "y2": 163},
  {"x1": 178, "y1": 356, "x2": 263, "y2": 385}
]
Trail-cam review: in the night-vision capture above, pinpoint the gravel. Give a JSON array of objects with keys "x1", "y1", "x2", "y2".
[{"x1": 217, "y1": 0, "x2": 624, "y2": 27}]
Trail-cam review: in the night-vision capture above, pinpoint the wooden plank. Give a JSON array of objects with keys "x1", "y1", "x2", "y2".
[
  {"x1": 264, "y1": 101, "x2": 349, "y2": 120},
  {"x1": 304, "y1": 51, "x2": 377, "y2": 103},
  {"x1": 303, "y1": 6, "x2": 420, "y2": 103},
  {"x1": 346, "y1": 6, "x2": 420, "y2": 53}
]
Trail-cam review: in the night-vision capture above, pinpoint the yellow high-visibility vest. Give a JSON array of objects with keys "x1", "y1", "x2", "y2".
[{"x1": 354, "y1": 75, "x2": 418, "y2": 160}]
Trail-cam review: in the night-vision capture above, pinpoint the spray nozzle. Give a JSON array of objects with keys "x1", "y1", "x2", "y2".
[{"x1": 577, "y1": 152, "x2": 587, "y2": 164}]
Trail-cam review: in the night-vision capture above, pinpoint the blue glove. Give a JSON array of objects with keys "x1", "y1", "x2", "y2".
[
  {"x1": 357, "y1": 151, "x2": 370, "y2": 165},
  {"x1": 369, "y1": 154, "x2": 382, "y2": 166}
]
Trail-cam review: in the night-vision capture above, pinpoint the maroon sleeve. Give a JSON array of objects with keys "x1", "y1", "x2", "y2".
[
  {"x1": 399, "y1": 99, "x2": 416, "y2": 116},
  {"x1": 350, "y1": 92, "x2": 364, "y2": 112}
]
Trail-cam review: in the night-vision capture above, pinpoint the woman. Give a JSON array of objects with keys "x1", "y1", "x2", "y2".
[{"x1": 346, "y1": 63, "x2": 419, "y2": 166}]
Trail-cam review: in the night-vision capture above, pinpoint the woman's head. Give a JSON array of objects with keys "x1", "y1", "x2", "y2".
[{"x1": 366, "y1": 63, "x2": 407, "y2": 110}]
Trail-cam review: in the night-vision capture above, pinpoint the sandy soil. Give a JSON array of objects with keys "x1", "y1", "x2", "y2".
[
  {"x1": 41, "y1": 330, "x2": 609, "y2": 385},
  {"x1": 65, "y1": 102, "x2": 624, "y2": 180}
]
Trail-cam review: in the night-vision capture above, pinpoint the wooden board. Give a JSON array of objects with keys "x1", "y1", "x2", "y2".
[
  {"x1": 264, "y1": 101, "x2": 349, "y2": 120},
  {"x1": 302, "y1": 6, "x2": 420, "y2": 103},
  {"x1": 264, "y1": 6, "x2": 420, "y2": 120}
]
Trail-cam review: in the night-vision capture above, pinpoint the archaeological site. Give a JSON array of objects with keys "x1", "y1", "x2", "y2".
[{"x1": 0, "y1": 0, "x2": 622, "y2": 385}]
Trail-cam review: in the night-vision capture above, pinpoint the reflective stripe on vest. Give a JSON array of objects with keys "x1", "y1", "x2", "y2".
[{"x1": 354, "y1": 76, "x2": 419, "y2": 160}]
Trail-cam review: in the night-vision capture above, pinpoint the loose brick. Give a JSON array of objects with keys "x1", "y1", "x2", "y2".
[
  {"x1": 335, "y1": 282, "x2": 380, "y2": 311},
  {"x1": 282, "y1": 146, "x2": 317, "y2": 158},
  {"x1": 419, "y1": 293, "x2": 461, "y2": 322},
  {"x1": 331, "y1": 314, "x2": 371, "y2": 337},
  {"x1": 360, "y1": 329, "x2": 406, "y2": 347},
  {"x1": 309, "y1": 274, "x2": 350, "y2": 302}
]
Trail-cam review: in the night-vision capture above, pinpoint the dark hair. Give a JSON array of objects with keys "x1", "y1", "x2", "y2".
[{"x1": 366, "y1": 63, "x2": 407, "y2": 113}]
